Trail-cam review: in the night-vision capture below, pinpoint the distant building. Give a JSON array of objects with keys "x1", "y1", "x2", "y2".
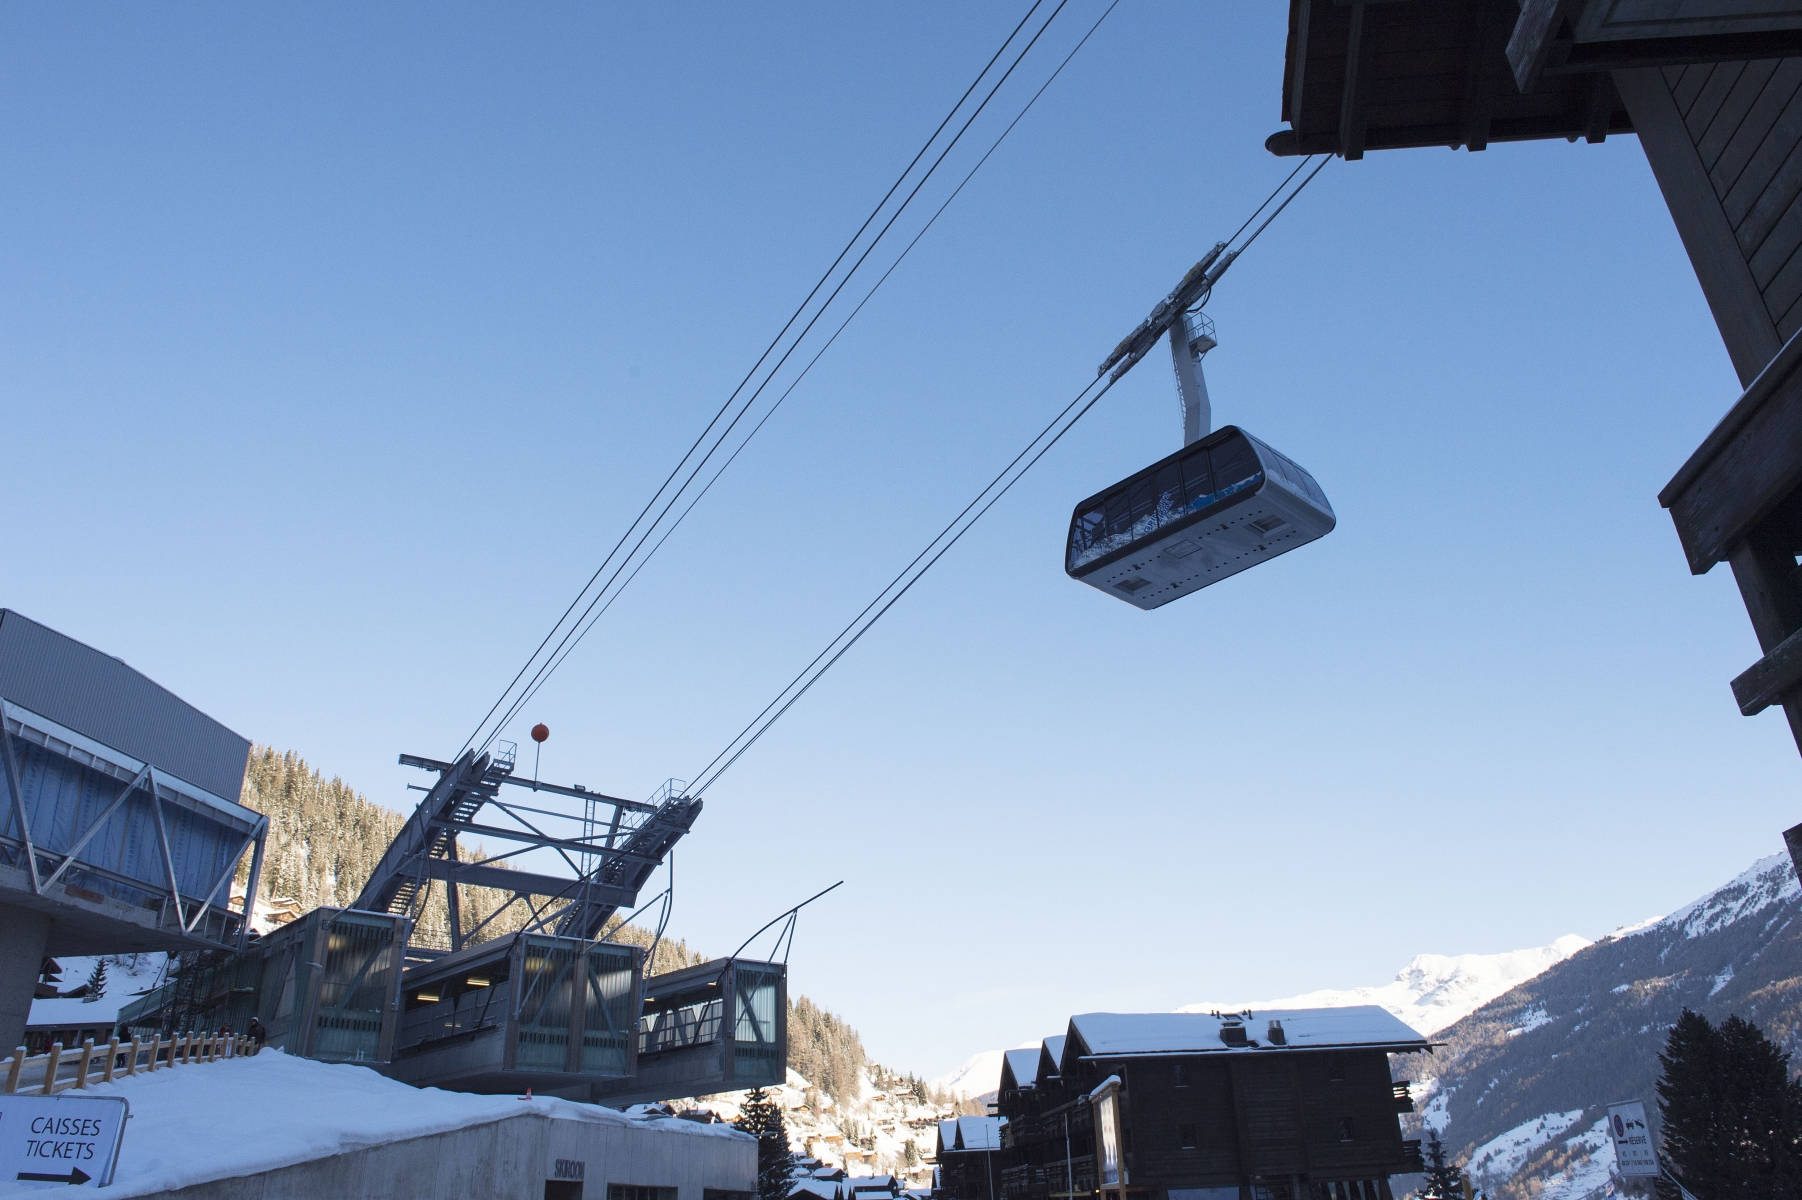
[
  {"x1": 995, "y1": 1008, "x2": 1429, "y2": 1200},
  {"x1": 937, "y1": 1116, "x2": 1004, "y2": 1200}
]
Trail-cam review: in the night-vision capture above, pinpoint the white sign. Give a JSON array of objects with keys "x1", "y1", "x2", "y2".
[
  {"x1": 0, "y1": 1094, "x2": 129, "y2": 1187},
  {"x1": 1607, "y1": 1100, "x2": 1659, "y2": 1178}
]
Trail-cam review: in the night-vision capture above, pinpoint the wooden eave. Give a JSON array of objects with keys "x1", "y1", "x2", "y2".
[{"x1": 1271, "y1": 0, "x2": 1632, "y2": 158}]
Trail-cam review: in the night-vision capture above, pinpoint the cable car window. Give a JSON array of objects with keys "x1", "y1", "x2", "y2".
[
  {"x1": 1181, "y1": 451, "x2": 1213, "y2": 508},
  {"x1": 1210, "y1": 435, "x2": 1262, "y2": 496}
]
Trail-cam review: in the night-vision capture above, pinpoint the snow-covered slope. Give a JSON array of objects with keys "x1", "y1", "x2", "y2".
[
  {"x1": 1415, "y1": 851, "x2": 1802, "y2": 1200},
  {"x1": 929, "y1": 1042, "x2": 1039, "y2": 1100},
  {"x1": 28, "y1": 953, "x2": 168, "y2": 1031},
  {"x1": 1179, "y1": 935, "x2": 1593, "y2": 1036}
]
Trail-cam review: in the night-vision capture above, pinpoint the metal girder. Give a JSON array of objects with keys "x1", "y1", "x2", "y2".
[
  {"x1": 418, "y1": 856, "x2": 636, "y2": 906},
  {"x1": 431, "y1": 818, "x2": 664, "y2": 866},
  {"x1": 0, "y1": 698, "x2": 41, "y2": 894},
  {"x1": 354, "y1": 750, "x2": 487, "y2": 914}
]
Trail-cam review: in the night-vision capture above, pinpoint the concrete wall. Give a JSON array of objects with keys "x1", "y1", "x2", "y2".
[{"x1": 131, "y1": 1110, "x2": 756, "y2": 1200}]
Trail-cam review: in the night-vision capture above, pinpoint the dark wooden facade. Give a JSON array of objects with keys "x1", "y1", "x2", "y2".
[
  {"x1": 995, "y1": 1012, "x2": 1428, "y2": 1200},
  {"x1": 939, "y1": 1116, "x2": 1005, "y2": 1200},
  {"x1": 1270, "y1": 2, "x2": 1802, "y2": 871}
]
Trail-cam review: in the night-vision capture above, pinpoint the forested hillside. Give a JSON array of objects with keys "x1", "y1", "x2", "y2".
[{"x1": 789, "y1": 994, "x2": 869, "y2": 1102}]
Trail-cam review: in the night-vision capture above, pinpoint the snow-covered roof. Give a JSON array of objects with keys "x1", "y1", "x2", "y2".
[
  {"x1": 1038, "y1": 1036, "x2": 1066, "y2": 1084},
  {"x1": 1067, "y1": 1006, "x2": 1429, "y2": 1059},
  {"x1": 937, "y1": 1118, "x2": 958, "y2": 1151},
  {"x1": 954, "y1": 1115, "x2": 1003, "y2": 1151},
  {"x1": 1001, "y1": 1049, "x2": 1040, "y2": 1091},
  {"x1": 0, "y1": 1047, "x2": 747, "y2": 1199}
]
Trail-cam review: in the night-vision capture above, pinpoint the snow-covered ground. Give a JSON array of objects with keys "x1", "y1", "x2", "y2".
[
  {"x1": 0, "y1": 1048, "x2": 744, "y2": 1199},
  {"x1": 26, "y1": 954, "x2": 167, "y2": 1033},
  {"x1": 1465, "y1": 1110, "x2": 1586, "y2": 1186},
  {"x1": 1179, "y1": 936, "x2": 1593, "y2": 1036}
]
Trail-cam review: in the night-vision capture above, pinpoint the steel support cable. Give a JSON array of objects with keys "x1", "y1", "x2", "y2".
[
  {"x1": 459, "y1": 0, "x2": 1050, "y2": 758},
  {"x1": 688, "y1": 368, "x2": 1117, "y2": 797},
  {"x1": 491, "y1": 0, "x2": 1127, "y2": 728},
  {"x1": 471, "y1": 0, "x2": 1084, "y2": 754},
  {"x1": 689, "y1": 158, "x2": 1335, "y2": 797}
]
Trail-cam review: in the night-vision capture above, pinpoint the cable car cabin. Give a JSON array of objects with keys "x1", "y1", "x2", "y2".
[
  {"x1": 586, "y1": 957, "x2": 787, "y2": 1107},
  {"x1": 1066, "y1": 425, "x2": 1334, "y2": 609},
  {"x1": 388, "y1": 932, "x2": 641, "y2": 1094}
]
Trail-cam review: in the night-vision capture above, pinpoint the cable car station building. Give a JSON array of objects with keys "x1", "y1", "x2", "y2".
[
  {"x1": 993, "y1": 1008, "x2": 1428, "y2": 1200},
  {"x1": 0, "y1": 609, "x2": 267, "y2": 1053}
]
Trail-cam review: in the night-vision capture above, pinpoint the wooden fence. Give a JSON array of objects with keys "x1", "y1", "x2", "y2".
[{"x1": 2, "y1": 1032, "x2": 260, "y2": 1095}]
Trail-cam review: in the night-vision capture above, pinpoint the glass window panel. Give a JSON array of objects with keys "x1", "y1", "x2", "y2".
[
  {"x1": 515, "y1": 937, "x2": 579, "y2": 1071},
  {"x1": 1209, "y1": 435, "x2": 1263, "y2": 497},
  {"x1": 733, "y1": 968, "x2": 778, "y2": 1045},
  {"x1": 1152, "y1": 463, "x2": 1184, "y2": 528},
  {"x1": 310, "y1": 914, "x2": 397, "y2": 1063},
  {"x1": 1181, "y1": 452, "x2": 1214, "y2": 509},
  {"x1": 581, "y1": 946, "x2": 636, "y2": 1074}
]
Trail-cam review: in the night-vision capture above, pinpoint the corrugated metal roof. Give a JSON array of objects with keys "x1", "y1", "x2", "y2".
[{"x1": 0, "y1": 610, "x2": 250, "y2": 802}]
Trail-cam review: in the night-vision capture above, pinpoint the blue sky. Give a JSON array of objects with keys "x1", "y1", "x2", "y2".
[{"x1": 2, "y1": 2, "x2": 1790, "y2": 1078}]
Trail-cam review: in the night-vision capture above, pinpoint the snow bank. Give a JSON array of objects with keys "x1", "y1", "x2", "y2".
[{"x1": 0, "y1": 1049, "x2": 745, "y2": 1199}]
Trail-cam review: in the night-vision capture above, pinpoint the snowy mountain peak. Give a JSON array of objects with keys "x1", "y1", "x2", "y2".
[
  {"x1": 930, "y1": 1042, "x2": 1041, "y2": 1101},
  {"x1": 1177, "y1": 934, "x2": 1591, "y2": 1036},
  {"x1": 1632, "y1": 851, "x2": 1797, "y2": 942}
]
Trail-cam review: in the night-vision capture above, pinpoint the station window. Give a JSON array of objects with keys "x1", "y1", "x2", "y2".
[
  {"x1": 705, "y1": 1191, "x2": 754, "y2": 1200},
  {"x1": 1179, "y1": 1124, "x2": 1197, "y2": 1150},
  {"x1": 610, "y1": 1186, "x2": 676, "y2": 1200}
]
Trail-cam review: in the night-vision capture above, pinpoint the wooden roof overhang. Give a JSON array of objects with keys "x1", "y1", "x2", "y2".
[
  {"x1": 1269, "y1": 0, "x2": 1634, "y2": 158},
  {"x1": 1271, "y1": 1, "x2": 1802, "y2": 161}
]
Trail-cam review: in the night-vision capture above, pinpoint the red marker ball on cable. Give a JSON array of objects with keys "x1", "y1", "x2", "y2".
[{"x1": 531, "y1": 724, "x2": 549, "y2": 743}]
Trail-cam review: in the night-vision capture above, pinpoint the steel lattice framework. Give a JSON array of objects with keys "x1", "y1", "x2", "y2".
[{"x1": 353, "y1": 745, "x2": 700, "y2": 957}]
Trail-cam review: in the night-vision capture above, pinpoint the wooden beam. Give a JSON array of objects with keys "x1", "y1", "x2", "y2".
[
  {"x1": 1507, "y1": 0, "x2": 1570, "y2": 94},
  {"x1": 1584, "y1": 71, "x2": 1616, "y2": 142},
  {"x1": 1661, "y1": 329, "x2": 1802, "y2": 572},
  {"x1": 1461, "y1": 0, "x2": 1513, "y2": 151},
  {"x1": 1731, "y1": 623, "x2": 1802, "y2": 714},
  {"x1": 1285, "y1": 0, "x2": 1313, "y2": 133},
  {"x1": 1618, "y1": 66, "x2": 1783, "y2": 387},
  {"x1": 1340, "y1": 2, "x2": 1371, "y2": 160}
]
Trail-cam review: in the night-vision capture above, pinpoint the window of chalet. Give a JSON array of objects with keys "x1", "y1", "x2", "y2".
[
  {"x1": 1338, "y1": 1118, "x2": 1355, "y2": 1143},
  {"x1": 1174, "y1": 1062, "x2": 1189, "y2": 1088},
  {"x1": 1179, "y1": 1123, "x2": 1197, "y2": 1149},
  {"x1": 1328, "y1": 1055, "x2": 1346, "y2": 1082}
]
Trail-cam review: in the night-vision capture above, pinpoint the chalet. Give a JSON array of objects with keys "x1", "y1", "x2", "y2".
[
  {"x1": 938, "y1": 1115, "x2": 1006, "y2": 1200},
  {"x1": 996, "y1": 1008, "x2": 1429, "y2": 1200}
]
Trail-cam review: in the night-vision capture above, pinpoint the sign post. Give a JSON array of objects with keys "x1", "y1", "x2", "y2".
[
  {"x1": 0, "y1": 1094, "x2": 129, "y2": 1188},
  {"x1": 1606, "y1": 1100, "x2": 1659, "y2": 1179}
]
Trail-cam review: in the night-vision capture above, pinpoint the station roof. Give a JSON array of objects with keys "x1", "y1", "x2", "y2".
[
  {"x1": 1066, "y1": 1006, "x2": 1429, "y2": 1062},
  {"x1": 0, "y1": 609, "x2": 250, "y2": 803},
  {"x1": 1269, "y1": 0, "x2": 1633, "y2": 159}
]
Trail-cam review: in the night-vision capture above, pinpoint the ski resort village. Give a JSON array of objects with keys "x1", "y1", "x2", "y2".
[{"x1": 13, "y1": 2, "x2": 1802, "y2": 1199}]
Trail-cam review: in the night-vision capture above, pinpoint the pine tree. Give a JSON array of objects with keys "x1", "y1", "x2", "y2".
[
  {"x1": 1419, "y1": 1128, "x2": 1463, "y2": 1200},
  {"x1": 1657, "y1": 1007, "x2": 1802, "y2": 1200},
  {"x1": 736, "y1": 1087, "x2": 798, "y2": 1200},
  {"x1": 84, "y1": 958, "x2": 108, "y2": 1000}
]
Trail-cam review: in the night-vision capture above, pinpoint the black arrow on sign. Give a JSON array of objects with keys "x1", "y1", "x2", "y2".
[{"x1": 16, "y1": 1166, "x2": 91, "y2": 1184}]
